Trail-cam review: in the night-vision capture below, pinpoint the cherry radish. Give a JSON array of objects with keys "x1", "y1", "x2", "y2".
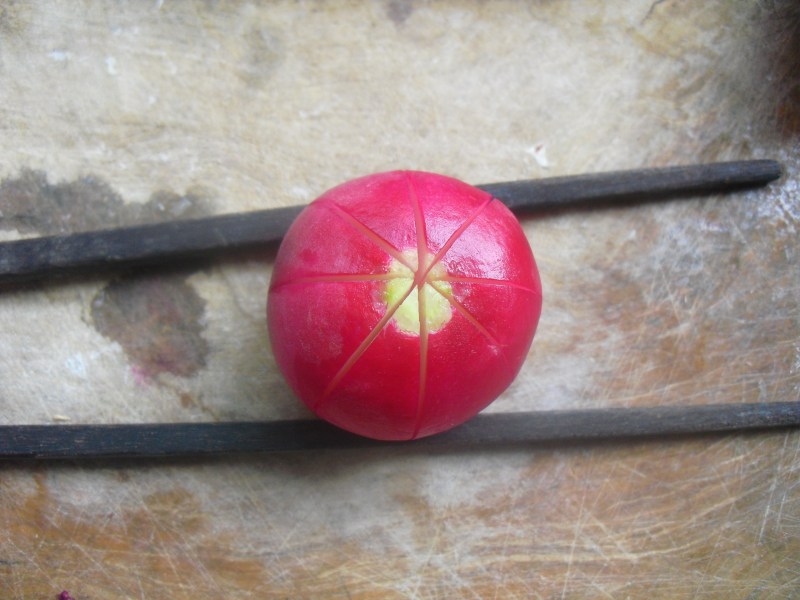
[{"x1": 267, "y1": 171, "x2": 542, "y2": 441}]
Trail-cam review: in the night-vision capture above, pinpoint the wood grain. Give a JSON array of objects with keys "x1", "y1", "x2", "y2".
[{"x1": 1, "y1": 2, "x2": 798, "y2": 599}]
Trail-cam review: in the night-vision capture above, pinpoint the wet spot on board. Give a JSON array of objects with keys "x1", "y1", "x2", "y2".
[
  {"x1": 238, "y1": 26, "x2": 284, "y2": 87},
  {"x1": 90, "y1": 274, "x2": 209, "y2": 379},
  {"x1": 385, "y1": 0, "x2": 414, "y2": 26},
  {"x1": 0, "y1": 170, "x2": 215, "y2": 381},
  {"x1": 0, "y1": 170, "x2": 125, "y2": 235},
  {"x1": 0, "y1": 169, "x2": 213, "y2": 236},
  {"x1": 179, "y1": 392, "x2": 195, "y2": 408}
]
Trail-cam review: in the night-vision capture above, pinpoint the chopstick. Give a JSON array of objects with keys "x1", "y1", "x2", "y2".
[
  {"x1": 0, "y1": 160, "x2": 782, "y2": 285},
  {"x1": 1, "y1": 401, "x2": 797, "y2": 459}
]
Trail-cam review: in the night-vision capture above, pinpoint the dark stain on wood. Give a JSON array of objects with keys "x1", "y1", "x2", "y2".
[
  {"x1": 90, "y1": 273, "x2": 209, "y2": 379},
  {"x1": 761, "y1": 2, "x2": 800, "y2": 136},
  {"x1": 238, "y1": 26, "x2": 284, "y2": 87},
  {"x1": 386, "y1": 0, "x2": 414, "y2": 26},
  {"x1": 0, "y1": 1, "x2": 30, "y2": 36},
  {"x1": 0, "y1": 169, "x2": 214, "y2": 379},
  {"x1": 0, "y1": 169, "x2": 213, "y2": 236}
]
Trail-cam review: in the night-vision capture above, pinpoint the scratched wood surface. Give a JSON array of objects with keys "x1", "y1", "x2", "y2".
[{"x1": 1, "y1": 2, "x2": 799, "y2": 598}]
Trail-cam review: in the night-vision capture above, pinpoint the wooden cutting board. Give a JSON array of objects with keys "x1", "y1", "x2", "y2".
[{"x1": 1, "y1": 1, "x2": 798, "y2": 598}]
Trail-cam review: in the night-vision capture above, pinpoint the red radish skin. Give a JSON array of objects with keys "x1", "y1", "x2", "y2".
[{"x1": 267, "y1": 171, "x2": 542, "y2": 441}]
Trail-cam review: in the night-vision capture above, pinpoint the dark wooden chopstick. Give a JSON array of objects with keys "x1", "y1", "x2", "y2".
[
  {"x1": 0, "y1": 160, "x2": 782, "y2": 285},
  {"x1": 478, "y1": 159, "x2": 782, "y2": 211},
  {"x1": 1, "y1": 401, "x2": 796, "y2": 459}
]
